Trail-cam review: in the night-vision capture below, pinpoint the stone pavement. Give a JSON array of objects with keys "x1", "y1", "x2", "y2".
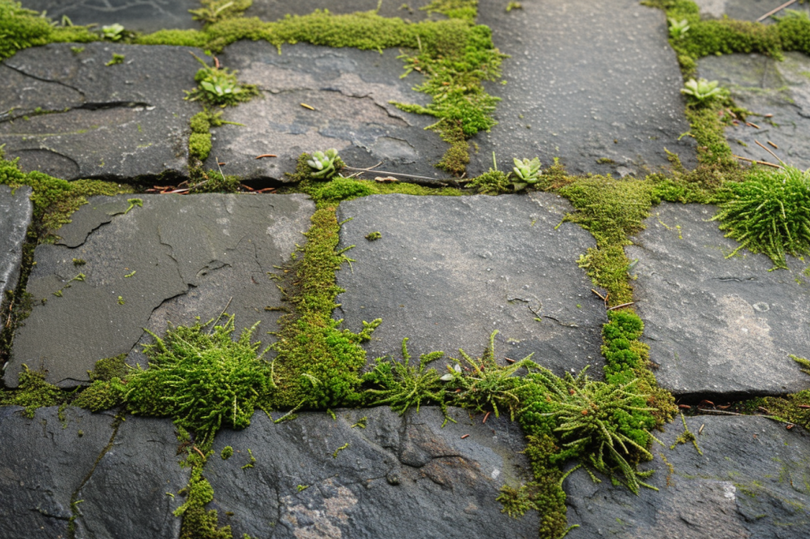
[{"x1": 2, "y1": 1, "x2": 810, "y2": 538}]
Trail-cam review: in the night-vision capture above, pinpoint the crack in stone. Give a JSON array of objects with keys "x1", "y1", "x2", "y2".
[{"x1": 2, "y1": 63, "x2": 87, "y2": 99}]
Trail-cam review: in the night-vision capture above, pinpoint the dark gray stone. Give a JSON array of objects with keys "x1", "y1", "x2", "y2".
[
  {"x1": 19, "y1": 0, "x2": 201, "y2": 33},
  {"x1": 0, "y1": 186, "x2": 32, "y2": 301},
  {"x1": 334, "y1": 193, "x2": 607, "y2": 376},
  {"x1": 205, "y1": 41, "x2": 451, "y2": 183},
  {"x1": 7, "y1": 193, "x2": 314, "y2": 388},
  {"x1": 626, "y1": 203, "x2": 810, "y2": 398},
  {"x1": 567, "y1": 416, "x2": 810, "y2": 538},
  {"x1": 246, "y1": 0, "x2": 443, "y2": 22},
  {"x1": 74, "y1": 416, "x2": 188, "y2": 539},
  {"x1": 693, "y1": 0, "x2": 810, "y2": 22},
  {"x1": 699, "y1": 52, "x2": 810, "y2": 171},
  {"x1": 0, "y1": 43, "x2": 203, "y2": 181},
  {"x1": 208, "y1": 406, "x2": 537, "y2": 539},
  {"x1": 0, "y1": 406, "x2": 116, "y2": 539},
  {"x1": 469, "y1": 0, "x2": 696, "y2": 178}
]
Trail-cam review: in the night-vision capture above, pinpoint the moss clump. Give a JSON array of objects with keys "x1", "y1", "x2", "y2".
[
  {"x1": 270, "y1": 208, "x2": 380, "y2": 410},
  {"x1": 422, "y1": 0, "x2": 478, "y2": 20},
  {"x1": 176, "y1": 452, "x2": 232, "y2": 539},
  {"x1": 0, "y1": 366, "x2": 65, "y2": 417},
  {"x1": 711, "y1": 165, "x2": 810, "y2": 269},
  {"x1": 88, "y1": 353, "x2": 128, "y2": 382},
  {"x1": 0, "y1": 1, "x2": 96, "y2": 61},
  {"x1": 190, "y1": 0, "x2": 252, "y2": 26},
  {"x1": 188, "y1": 111, "x2": 231, "y2": 162},
  {"x1": 220, "y1": 446, "x2": 234, "y2": 460},
  {"x1": 496, "y1": 483, "x2": 539, "y2": 518},
  {"x1": 467, "y1": 169, "x2": 512, "y2": 195},
  {"x1": 311, "y1": 176, "x2": 374, "y2": 203}
]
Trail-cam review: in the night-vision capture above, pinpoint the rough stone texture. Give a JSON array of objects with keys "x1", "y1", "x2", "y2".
[
  {"x1": 626, "y1": 203, "x2": 810, "y2": 398},
  {"x1": 19, "y1": 0, "x2": 201, "y2": 33},
  {"x1": 0, "y1": 43, "x2": 203, "y2": 181},
  {"x1": 693, "y1": 0, "x2": 810, "y2": 21},
  {"x1": 7, "y1": 193, "x2": 314, "y2": 388},
  {"x1": 246, "y1": 0, "x2": 442, "y2": 22},
  {"x1": 206, "y1": 42, "x2": 450, "y2": 183},
  {"x1": 335, "y1": 193, "x2": 607, "y2": 376},
  {"x1": 208, "y1": 406, "x2": 537, "y2": 539},
  {"x1": 699, "y1": 52, "x2": 810, "y2": 171},
  {"x1": 567, "y1": 416, "x2": 810, "y2": 538},
  {"x1": 0, "y1": 406, "x2": 116, "y2": 539},
  {"x1": 0, "y1": 186, "x2": 32, "y2": 301},
  {"x1": 469, "y1": 0, "x2": 696, "y2": 178},
  {"x1": 73, "y1": 416, "x2": 187, "y2": 539}
]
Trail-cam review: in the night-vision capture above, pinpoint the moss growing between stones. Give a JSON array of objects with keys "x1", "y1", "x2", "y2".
[
  {"x1": 0, "y1": 366, "x2": 65, "y2": 417},
  {"x1": 422, "y1": 0, "x2": 478, "y2": 20},
  {"x1": 0, "y1": 0, "x2": 96, "y2": 61},
  {"x1": 176, "y1": 451, "x2": 232, "y2": 539}
]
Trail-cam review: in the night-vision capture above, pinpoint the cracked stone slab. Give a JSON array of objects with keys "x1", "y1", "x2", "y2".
[
  {"x1": 74, "y1": 416, "x2": 188, "y2": 539},
  {"x1": 245, "y1": 0, "x2": 443, "y2": 21},
  {"x1": 626, "y1": 203, "x2": 810, "y2": 398},
  {"x1": 0, "y1": 406, "x2": 116, "y2": 539},
  {"x1": 0, "y1": 43, "x2": 204, "y2": 181},
  {"x1": 699, "y1": 52, "x2": 810, "y2": 171},
  {"x1": 206, "y1": 41, "x2": 451, "y2": 183},
  {"x1": 6, "y1": 193, "x2": 314, "y2": 388},
  {"x1": 334, "y1": 193, "x2": 607, "y2": 376},
  {"x1": 0, "y1": 185, "x2": 32, "y2": 301},
  {"x1": 692, "y1": 0, "x2": 810, "y2": 21},
  {"x1": 567, "y1": 415, "x2": 810, "y2": 538},
  {"x1": 18, "y1": 0, "x2": 202, "y2": 33},
  {"x1": 208, "y1": 406, "x2": 537, "y2": 539},
  {"x1": 469, "y1": 0, "x2": 696, "y2": 178}
]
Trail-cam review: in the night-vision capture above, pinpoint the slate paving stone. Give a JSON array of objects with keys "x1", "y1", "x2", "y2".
[
  {"x1": 693, "y1": 0, "x2": 810, "y2": 21},
  {"x1": 334, "y1": 193, "x2": 607, "y2": 375},
  {"x1": 19, "y1": 0, "x2": 201, "y2": 34},
  {"x1": 207, "y1": 406, "x2": 537, "y2": 539},
  {"x1": 0, "y1": 406, "x2": 116, "y2": 539},
  {"x1": 469, "y1": 0, "x2": 697, "y2": 178},
  {"x1": 246, "y1": 0, "x2": 441, "y2": 22},
  {"x1": 0, "y1": 185, "x2": 32, "y2": 302},
  {"x1": 73, "y1": 416, "x2": 187, "y2": 539},
  {"x1": 0, "y1": 43, "x2": 203, "y2": 181},
  {"x1": 626, "y1": 203, "x2": 810, "y2": 398},
  {"x1": 206, "y1": 41, "x2": 450, "y2": 183},
  {"x1": 566, "y1": 415, "x2": 810, "y2": 538},
  {"x1": 699, "y1": 52, "x2": 810, "y2": 171},
  {"x1": 6, "y1": 193, "x2": 314, "y2": 388}
]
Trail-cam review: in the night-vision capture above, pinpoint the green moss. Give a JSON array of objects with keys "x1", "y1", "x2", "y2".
[
  {"x1": 88, "y1": 353, "x2": 128, "y2": 382},
  {"x1": 365, "y1": 231, "x2": 382, "y2": 241},
  {"x1": 186, "y1": 54, "x2": 260, "y2": 107},
  {"x1": 176, "y1": 453, "x2": 232, "y2": 539},
  {"x1": 496, "y1": 483, "x2": 539, "y2": 518},
  {"x1": 0, "y1": 1, "x2": 96, "y2": 61},
  {"x1": 0, "y1": 366, "x2": 66, "y2": 417},
  {"x1": 221, "y1": 446, "x2": 234, "y2": 460},
  {"x1": 467, "y1": 169, "x2": 512, "y2": 195},
  {"x1": 422, "y1": 0, "x2": 478, "y2": 20},
  {"x1": 105, "y1": 53, "x2": 125, "y2": 66}
]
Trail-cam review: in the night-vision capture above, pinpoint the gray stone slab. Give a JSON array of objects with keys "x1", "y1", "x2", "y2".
[
  {"x1": 7, "y1": 193, "x2": 314, "y2": 388},
  {"x1": 0, "y1": 186, "x2": 32, "y2": 301},
  {"x1": 469, "y1": 0, "x2": 697, "y2": 178},
  {"x1": 74, "y1": 416, "x2": 188, "y2": 539},
  {"x1": 205, "y1": 41, "x2": 450, "y2": 183},
  {"x1": 693, "y1": 0, "x2": 810, "y2": 21},
  {"x1": 0, "y1": 406, "x2": 116, "y2": 539},
  {"x1": 246, "y1": 0, "x2": 442, "y2": 22},
  {"x1": 208, "y1": 406, "x2": 537, "y2": 539},
  {"x1": 567, "y1": 415, "x2": 810, "y2": 538},
  {"x1": 699, "y1": 52, "x2": 810, "y2": 171},
  {"x1": 0, "y1": 43, "x2": 203, "y2": 181},
  {"x1": 334, "y1": 193, "x2": 607, "y2": 376},
  {"x1": 19, "y1": 0, "x2": 201, "y2": 33},
  {"x1": 626, "y1": 203, "x2": 810, "y2": 398}
]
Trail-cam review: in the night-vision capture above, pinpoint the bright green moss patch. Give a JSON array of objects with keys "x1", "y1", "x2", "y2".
[
  {"x1": 422, "y1": 0, "x2": 478, "y2": 20},
  {"x1": 0, "y1": 366, "x2": 65, "y2": 417},
  {"x1": 0, "y1": 1, "x2": 96, "y2": 60}
]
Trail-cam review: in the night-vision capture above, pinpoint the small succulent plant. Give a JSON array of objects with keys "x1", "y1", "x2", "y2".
[
  {"x1": 668, "y1": 17, "x2": 689, "y2": 40},
  {"x1": 307, "y1": 149, "x2": 343, "y2": 180},
  {"x1": 185, "y1": 54, "x2": 259, "y2": 107},
  {"x1": 512, "y1": 157, "x2": 542, "y2": 191},
  {"x1": 681, "y1": 78, "x2": 726, "y2": 103},
  {"x1": 101, "y1": 23, "x2": 125, "y2": 42}
]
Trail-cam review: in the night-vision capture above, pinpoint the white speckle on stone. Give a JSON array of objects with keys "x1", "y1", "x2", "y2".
[
  {"x1": 722, "y1": 483, "x2": 736, "y2": 500},
  {"x1": 491, "y1": 469, "x2": 500, "y2": 480}
]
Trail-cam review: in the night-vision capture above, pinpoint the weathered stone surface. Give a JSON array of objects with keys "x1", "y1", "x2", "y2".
[
  {"x1": 0, "y1": 186, "x2": 32, "y2": 301},
  {"x1": 208, "y1": 406, "x2": 537, "y2": 539},
  {"x1": 335, "y1": 193, "x2": 607, "y2": 375},
  {"x1": 7, "y1": 193, "x2": 314, "y2": 388},
  {"x1": 19, "y1": 0, "x2": 201, "y2": 33},
  {"x1": 0, "y1": 43, "x2": 203, "y2": 181},
  {"x1": 469, "y1": 0, "x2": 696, "y2": 178},
  {"x1": 626, "y1": 203, "x2": 810, "y2": 398},
  {"x1": 699, "y1": 52, "x2": 810, "y2": 171},
  {"x1": 246, "y1": 0, "x2": 442, "y2": 21},
  {"x1": 0, "y1": 406, "x2": 116, "y2": 539},
  {"x1": 567, "y1": 416, "x2": 810, "y2": 538},
  {"x1": 206, "y1": 41, "x2": 450, "y2": 183},
  {"x1": 693, "y1": 0, "x2": 810, "y2": 21},
  {"x1": 74, "y1": 416, "x2": 187, "y2": 539}
]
